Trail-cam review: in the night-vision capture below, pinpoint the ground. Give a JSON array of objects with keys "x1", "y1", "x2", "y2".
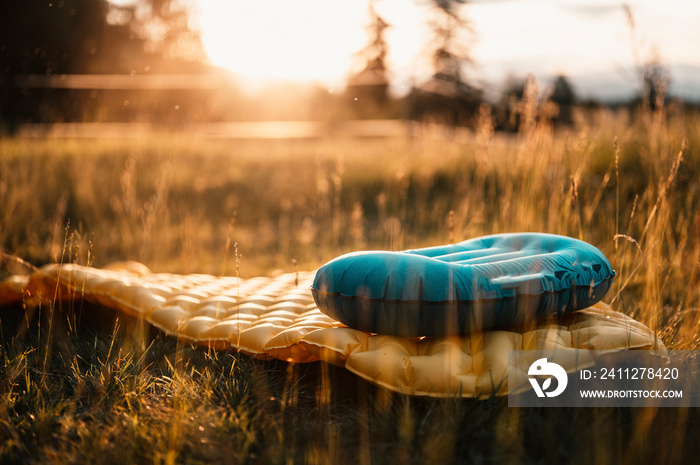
[{"x1": 1, "y1": 106, "x2": 699, "y2": 463}]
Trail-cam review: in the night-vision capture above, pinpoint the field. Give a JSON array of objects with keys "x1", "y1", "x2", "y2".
[{"x1": 1, "y1": 105, "x2": 700, "y2": 464}]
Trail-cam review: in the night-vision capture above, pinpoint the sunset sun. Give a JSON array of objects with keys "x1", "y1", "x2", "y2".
[
  {"x1": 197, "y1": 0, "x2": 368, "y2": 84},
  {"x1": 195, "y1": 0, "x2": 432, "y2": 90}
]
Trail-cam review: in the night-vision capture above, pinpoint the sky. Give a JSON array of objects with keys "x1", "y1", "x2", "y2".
[{"x1": 194, "y1": 0, "x2": 700, "y2": 100}]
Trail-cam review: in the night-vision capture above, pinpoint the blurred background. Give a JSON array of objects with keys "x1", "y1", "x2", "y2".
[{"x1": 2, "y1": 0, "x2": 699, "y2": 133}]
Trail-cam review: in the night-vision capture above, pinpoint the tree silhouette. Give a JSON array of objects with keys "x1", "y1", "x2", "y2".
[
  {"x1": 0, "y1": 0, "x2": 204, "y2": 128},
  {"x1": 347, "y1": 0, "x2": 391, "y2": 117},
  {"x1": 406, "y1": 0, "x2": 481, "y2": 126},
  {"x1": 428, "y1": 0, "x2": 472, "y2": 91},
  {"x1": 494, "y1": 76, "x2": 526, "y2": 132},
  {"x1": 1, "y1": 1, "x2": 128, "y2": 75},
  {"x1": 549, "y1": 75, "x2": 577, "y2": 125},
  {"x1": 130, "y1": 0, "x2": 205, "y2": 63},
  {"x1": 639, "y1": 64, "x2": 670, "y2": 113}
]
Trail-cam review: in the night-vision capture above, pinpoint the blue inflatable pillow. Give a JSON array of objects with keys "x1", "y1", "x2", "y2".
[{"x1": 311, "y1": 233, "x2": 615, "y2": 337}]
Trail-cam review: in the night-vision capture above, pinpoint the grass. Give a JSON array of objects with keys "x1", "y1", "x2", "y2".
[
  {"x1": 1, "y1": 100, "x2": 700, "y2": 463},
  {"x1": 1, "y1": 306, "x2": 698, "y2": 464}
]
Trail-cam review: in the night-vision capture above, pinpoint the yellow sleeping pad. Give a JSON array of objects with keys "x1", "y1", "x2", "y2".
[{"x1": 0, "y1": 262, "x2": 666, "y2": 398}]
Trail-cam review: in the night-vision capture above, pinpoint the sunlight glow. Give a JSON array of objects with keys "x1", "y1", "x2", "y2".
[
  {"x1": 196, "y1": 0, "x2": 433, "y2": 91},
  {"x1": 195, "y1": 0, "x2": 700, "y2": 97},
  {"x1": 197, "y1": 0, "x2": 366, "y2": 84}
]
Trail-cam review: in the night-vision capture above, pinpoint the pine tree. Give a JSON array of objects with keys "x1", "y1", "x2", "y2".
[{"x1": 347, "y1": 0, "x2": 391, "y2": 115}]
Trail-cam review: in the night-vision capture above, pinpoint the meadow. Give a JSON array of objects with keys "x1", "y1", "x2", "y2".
[{"x1": 1, "y1": 102, "x2": 699, "y2": 463}]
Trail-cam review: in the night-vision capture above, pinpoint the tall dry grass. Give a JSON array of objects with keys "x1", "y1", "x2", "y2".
[
  {"x1": 1, "y1": 98, "x2": 699, "y2": 463},
  {"x1": 1, "y1": 98, "x2": 698, "y2": 347}
]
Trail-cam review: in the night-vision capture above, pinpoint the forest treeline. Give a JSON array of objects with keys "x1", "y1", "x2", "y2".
[{"x1": 0, "y1": 0, "x2": 691, "y2": 131}]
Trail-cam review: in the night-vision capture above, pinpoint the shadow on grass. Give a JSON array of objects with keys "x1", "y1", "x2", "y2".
[{"x1": 1, "y1": 302, "x2": 698, "y2": 465}]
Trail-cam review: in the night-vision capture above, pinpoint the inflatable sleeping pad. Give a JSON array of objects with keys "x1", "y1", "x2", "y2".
[
  {"x1": 0, "y1": 259, "x2": 662, "y2": 398},
  {"x1": 311, "y1": 233, "x2": 616, "y2": 336}
]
